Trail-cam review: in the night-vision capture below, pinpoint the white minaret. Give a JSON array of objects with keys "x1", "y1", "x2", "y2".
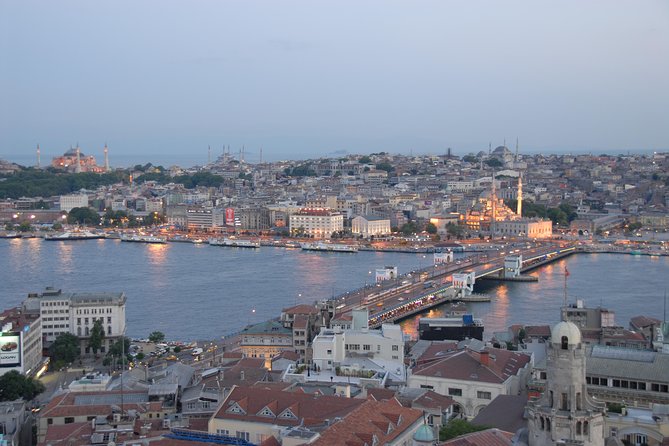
[
  {"x1": 36, "y1": 144, "x2": 41, "y2": 168},
  {"x1": 103, "y1": 143, "x2": 110, "y2": 172},
  {"x1": 75, "y1": 145, "x2": 82, "y2": 173},
  {"x1": 527, "y1": 322, "x2": 605, "y2": 446},
  {"x1": 517, "y1": 172, "x2": 523, "y2": 217},
  {"x1": 490, "y1": 170, "x2": 497, "y2": 234}
]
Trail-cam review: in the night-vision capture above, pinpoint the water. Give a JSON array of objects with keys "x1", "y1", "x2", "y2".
[{"x1": 1, "y1": 238, "x2": 667, "y2": 341}]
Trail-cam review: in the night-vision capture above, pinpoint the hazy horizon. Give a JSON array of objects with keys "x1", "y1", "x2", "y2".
[{"x1": 2, "y1": 1, "x2": 668, "y2": 167}]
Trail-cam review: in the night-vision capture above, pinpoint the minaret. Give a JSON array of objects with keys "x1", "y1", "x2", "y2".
[
  {"x1": 517, "y1": 172, "x2": 523, "y2": 217},
  {"x1": 36, "y1": 144, "x2": 41, "y2": 168},
  {"x1": 75, "y1": 145, "x2": 82, "y2": 173},
  {"x1": 208, "y1": 145, "x2": 211, "y2": 164},
  {"x1": 259, "y1": 147, "x2": 263, "y2": 164},
  {"x1": 490, "y1": 170, "x2": 497, "y2": 234},
  {"x1": 527, "y1": 322, "x2": 605, "y2": 445},
  {"x1": 103, "y1": 143, "x2": 110, "y2": 172},
  {"x1": 515, "y1": 137, "x2": 519, "y2": 162}
]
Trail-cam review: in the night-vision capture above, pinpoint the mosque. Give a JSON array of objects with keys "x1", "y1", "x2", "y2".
[{"x1": 48, "y1": 144, "x2": 110, "y2": 173}]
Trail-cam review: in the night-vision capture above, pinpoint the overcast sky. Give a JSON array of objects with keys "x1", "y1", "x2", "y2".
[{"x1": 1, "y1": 0, "x2": 668, "y2": 167}]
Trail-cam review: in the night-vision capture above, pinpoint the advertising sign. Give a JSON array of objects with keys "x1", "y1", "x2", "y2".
[
  {"x1": 0, "y1": 333, "x2": 21, "y2": 367},
  {"x1": 225, "y1": 208, "x2": 235, "y2": 226}
]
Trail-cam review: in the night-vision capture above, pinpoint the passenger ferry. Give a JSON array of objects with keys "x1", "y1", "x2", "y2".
[
  {"x1": 120, "y1": 234, "x2": 167, "y2": 244},
  {"x1": 44, "y1": 230, "x2": 106, "y2": 241},
  {"x1": 209, "y1": 237, "x2": 260, "y2": 248},
  {"x1": 300, "y1": 242, "x2": 358, "y2": 253}
]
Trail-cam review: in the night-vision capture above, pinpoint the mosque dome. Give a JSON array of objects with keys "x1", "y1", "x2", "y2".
[
  {"x1": 413, "y1": 424, "x2": 436, "y2": 443},
  {"x1": 551, "y1": 321, "x2": 582, "y2": 346}
]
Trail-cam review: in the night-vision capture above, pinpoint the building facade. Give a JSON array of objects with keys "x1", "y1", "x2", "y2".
[
  {"x1": 59, "y1": 194, "x2": 89, "y2": 212},
  {"x1": 351, "y1": 215, "x2": 391, "y2": 238},
  {"x1": 0, "y1": 307, "x2": 42, "y2": 377},
  {"x1": 289, "y1": 208, "x2": 344, "y2": 238}
]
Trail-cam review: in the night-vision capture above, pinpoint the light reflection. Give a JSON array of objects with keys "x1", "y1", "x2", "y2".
[{"x1": 57, "y1": 243, "x2": 73, "y2": 273}]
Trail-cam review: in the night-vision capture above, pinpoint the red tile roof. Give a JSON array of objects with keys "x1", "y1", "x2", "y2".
[
  {"x1": 413, "y1": 347, "x2": 531, "y2": 384},
  {"x1": 310, "y1": 398, "x2": 423, "y2": 446},
  {"x1": 282, "y1": 304, "x2": 320, "y2": 315},
  {"x1": 213, "y1": 385, "x2": 364, "y2": 428},
  {"x1": 440, "y1": 428, "x2": 514, "y2": 445},
  {"x1": 630, "y1": 315, "x2": 661, "y2": 329}
]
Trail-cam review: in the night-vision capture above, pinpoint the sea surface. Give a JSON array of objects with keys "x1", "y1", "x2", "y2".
[{"x1": 1, "y1": 238, "x2": 667, "y2": 341}]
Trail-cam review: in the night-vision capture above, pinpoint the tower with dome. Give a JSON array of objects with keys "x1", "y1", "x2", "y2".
[{"x1": 526, "y1": 321, "x2": 606, "y2": 445}]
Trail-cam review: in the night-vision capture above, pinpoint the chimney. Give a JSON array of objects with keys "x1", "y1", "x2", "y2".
[
  {"x1": 240, "y1": 370, "x2": 245, "y2": 381},
  {"x1": 480, "y1": 350, "x2": 490, "y2": 367}
]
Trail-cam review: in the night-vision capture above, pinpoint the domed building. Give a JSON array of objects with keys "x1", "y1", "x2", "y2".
[
  {"x1": 51, "y1": 146, "x2": 105, "y2": 173},
  {"x1": 526, "y1": 321, "x2": 606, "y2": 445}
]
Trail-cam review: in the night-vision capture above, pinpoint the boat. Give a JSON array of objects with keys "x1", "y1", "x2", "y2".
[
  {"x1": 0, "y1": 231, "x2": 21, "y2": 239},
  {"x1": 120, "y1": 234, "x2": 167, "y2": 244},
  {"x1": 44, "y1": 230, "x2": 105, "y2": 241},
  {"x1": 209, "y1": 237, "x2": 260, "y2": 248},
  {"x1": 300, "y1": 242, "x2": 358, "y2": 253},
  {"x1": 418, "y1": 314, "x2": 484, "y2": 341}
]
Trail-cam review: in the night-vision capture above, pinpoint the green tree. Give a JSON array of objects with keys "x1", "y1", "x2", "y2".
[
  {"x1": 135, "y1": 352, "x2": 145, "y2": 361},
  {"x1": 50, "y1": 333, "x2": 80, "y2": 364},
  {"x1": 439, "y1": 419, "x2": 489, "y2": 441},
  {"x1": 462, "y1": 154, "x2": 478, "y2": 163},
  {"x1": 88, "y1": 319, "x2": 105, "y2": 355},
  {"x1": 485, "y1": 158, "x2": 503, "y2": 168},
  {"x1": 67, "y1": 207, "x2": 101, "y2": 225},
  {"x1": 446, "y1": 222, "x2": 464, "y2": 238},
  {"x1": 173, "y1": 346, "x2": 181, "y2": 353},
  {"x1": 375, "y1": 162, "x2": 394, "y2": 173},
  {"x1": 358, "y1": 156, "x2": 372, "y2": 164},
  {"x1": 400, "y1": 222, "x2": 418, "y2": 235},
  {"x1": 426, "y1": 223, "x2": 438, "y2": 234},
  {"x1": 148, "y1": 331, "x2": 165, "y2": 343},
  {"x1": 0, "y1": 371, "x2": 45, "y2": 401},
  {"x1": 18, "y1": 221, "x2": 33, "y2": 232},
  {"x1": 107, "y1": 337, "x2": 131, "y2": 360}
]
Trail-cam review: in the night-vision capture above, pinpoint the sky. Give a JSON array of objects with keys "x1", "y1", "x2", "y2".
[{"x1": 1, "y1": 0, "x2": 668, "y2": 167}]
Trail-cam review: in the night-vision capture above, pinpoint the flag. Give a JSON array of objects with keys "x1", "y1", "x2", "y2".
[{"x1": 565, "y1": 267, "x2": 570, "y2": 277}]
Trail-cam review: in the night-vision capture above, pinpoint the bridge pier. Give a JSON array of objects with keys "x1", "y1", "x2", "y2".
[
  {"x1": 452, "y1": 272, "x2": 476, "y2": 299},
  {"x1": 504, "y1": 254, "x2": 522, "y2": 278}
]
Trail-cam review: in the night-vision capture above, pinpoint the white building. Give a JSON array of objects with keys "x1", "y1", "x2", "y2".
[
  {"x1": 495, "y1": 218, "x2": 553, "y2": 238},
  {"x1": 23, "y1": 287, "x2": 126, "y2": 356},
  {"x1": 289, "y1": 208, "x2": 344, "y2": 239},
  {"x1": 312, "y1": 310, "x2": 405, "y2": 380},
  {"x1": 59, "y1": 194, "x2": 89, "y2": 212},
  {"x1": 351, "y1": 215, "x2": 391, "y2": 238}
]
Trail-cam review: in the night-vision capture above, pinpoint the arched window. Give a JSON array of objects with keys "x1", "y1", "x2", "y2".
[
  {"x1": 561, "y1": 336, "x2": 569, "y2": 350},
  {"x1": 584, "y1": 421, "x2": 589, "y2": 435},
  {"x1": 549, "y1": 391, "x2": 554, "y2": 408},
  {"x1": 576, "y1": 421, "x2": 582, "y2": 435},
  {"x1": 576, "y1": 392, "x2": 582, "y2": 410},
  {"x1": 546, "y1": 418, "x2": 551, "y2": 432},
  {"x1": 540, "y1": 417, "x2": 545, "y2": 430}
]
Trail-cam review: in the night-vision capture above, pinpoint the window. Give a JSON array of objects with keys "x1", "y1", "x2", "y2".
[
  {"x1": 77, "y1": 318, "x2": 81, "y2": 325},
  {"x1": 107, "y1": 317, "x2": 112, "y2": 323},
  {"x1": 561, "y1": 336, "x2": 568, "y2": 350},
  {"x1": 561, "y1": 393, "x2": 568, "y2": 411},
  {"x1": 448, "y1": 388, "x2": 462, "y2": 396},
  {"x1": 477, "y1": 391, "x2": 492, "y2": 400},
  {"x1": 47, "y1": 418, "x2": 53, "y2": 425},
  {"x1": 363, "y1": 344, "x2": 371, "y2": 351},
  {"x1": 420, "y1": 385, "x2": 434, "y2": 390},
  {"x1": 216, "y1": 429, "x2": 229, "y2": 436},
  {"x1": 236, "y1": 432, "x2": 250, "y2": 441},
  {"x1": 64, "y1": 417, "x2": 75, "y2": 424},
  {"x1": 392, "y1": 345, "x2": 399, "y2": 351}
]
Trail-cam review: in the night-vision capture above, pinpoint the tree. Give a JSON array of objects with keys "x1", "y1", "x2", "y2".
[
  {"x1": 148, "y1": 331, "x2": 165, "y2": 343},
  {"x1": 88, "y1": 319, "x2": 105, "y2": 355},
  {"x1": 484, "y1": 158, "x2": 503, "y2": 168},
  {"x1": 50, "y1": 333, "x2": 80, "y2": 364},
  {"x1": 462, "y1": 154, "x2": 478, "y2": 163},
  {"x1": 67, "y1": 207, "x2": 101, "y2": 225},
  {"x1": 375, "y1": 162, "x2": 394, "y2": 173},
  {"x1": 107, "y1": 337, "x2": 131, "y2": 365},
  {"x1": 439, "y1": 419, "x2": 489, "y2": 441},
  {"x1": 0, "y1": 371, "x2": 45, "y2": 401},
  {"x1": 18, "y1": 221, "x2": 33, "y2": 232},
  {"x1": 426, "y1": 223, "x2": 438, "y2": 234},
  {"x1": 358, "y1": 156, "x2": 372, "y2": 164}
]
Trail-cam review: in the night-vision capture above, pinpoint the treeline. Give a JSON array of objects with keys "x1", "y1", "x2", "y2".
[
  {"x1": 0, "y1": 169, "x2": 126, "y2": 199},
  {"x1": 0, "y1": 168, "x2": 227, "y2": 199},
  {"x1": 505, "y1": 199, "x2": 578, "y2": 226}
]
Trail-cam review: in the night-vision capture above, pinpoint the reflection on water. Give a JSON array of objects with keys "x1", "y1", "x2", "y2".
[{"x1": 0, "y1": 239, "x2": 667, "y2": 341}]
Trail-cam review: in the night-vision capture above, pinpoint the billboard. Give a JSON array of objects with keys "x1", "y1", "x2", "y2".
[
  {"x1": 225, "y1": 208, "x2": 235, "y2": 226},
  {"x1": 0, "y1": 333, "x2": 21, "y2": 367}
]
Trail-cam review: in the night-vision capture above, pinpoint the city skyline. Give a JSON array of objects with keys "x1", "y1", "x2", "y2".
[{"x1": 2, "y1": 1, "x2": 668, "y2": 166}]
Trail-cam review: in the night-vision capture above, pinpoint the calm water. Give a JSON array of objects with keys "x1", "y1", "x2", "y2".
[{"x1": 1, "y1": 238, "x2": 668, "y2": 341}]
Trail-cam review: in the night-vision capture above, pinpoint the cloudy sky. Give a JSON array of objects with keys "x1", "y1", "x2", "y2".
[{"x1": 1, "y1": 0, "x2": 668, "y2": 166}]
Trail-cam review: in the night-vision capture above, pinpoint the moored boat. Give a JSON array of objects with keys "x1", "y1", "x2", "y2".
[
  {"x1": 300, "y1": 242, "x2": 358, "y2": 253},
  {"x1": 209, "y1": 237, "x2": 260, "y2": 248},
  {"x1": 0, "y1": 231, "x2": 21, "y2": 239},
  {"x1": 120, "y1": 234, "x2": 167, "y2": 244},
  {"x1": 44, "y1": 230, "x2": 105, "y2": 241}
]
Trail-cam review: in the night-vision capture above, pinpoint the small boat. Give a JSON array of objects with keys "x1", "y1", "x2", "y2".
[
  {"x1": 300, "y1": 242, "x2": 358, "y2": 253},
  {"x1": 209, "y1": 237, "x2": 260, "y2": 248},
  {"x1": 0, "y1": 231, "x2": 21, "y2": 239},
  {"x1": 120, "y1": 234, "x2": 167, "y2": 244},
  {"x1": 44, "y1": 230, "x2": 105, "y2": 241}
]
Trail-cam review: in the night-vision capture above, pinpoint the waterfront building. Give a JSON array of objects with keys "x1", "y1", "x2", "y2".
[
  {"x1": 59, "y1": 193, "x2": 89, "y2": 212},
  {"x1": 280, "y1": 304, "x2": 325, "y2": 360},
  {"x1": 351, "y1": 215, "x2": 391, "y2": 238},
  {"x1": 289, "y1": 208, "x2": 344, "y2": 238},
  {"x1": 186, "y1": 207, "x2": 226, "y2": 231},
  {"x1": 0, "y1": 307, "x2": 42, "y2": 377},
  {"x1": 23, "y1": 287, "x2": 126, "y2": 356},
  {"x1": 526, "y1": 321, "x2": 606, "y2": 446},
  {"x1": 239, "y1": 320, "x2": 293, "y2": 368},
  {"x1": 494, "y1": 218, "x2": 553, "y2": 238},
  {"x1": 408, "y1": 341, "x2": 531, "y2": 418}
]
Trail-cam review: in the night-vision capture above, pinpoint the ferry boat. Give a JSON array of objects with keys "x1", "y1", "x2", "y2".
[
  {"x1": 300, "y1": 242, "x2": 358, "y2": 253},
  {"x1": 418, "y1": 314, "x2": 484, "y2": 341},
  {"x1": 120, "y1": 234, "x2": 167, "y2": 244},
  {"x1": 209, "y1": 237, "x2": 260, "y2": 248},
  {"x1": 0, "y1": 231, "x2": 21, "y2": 239},
  {"x1": 44, "y1": 230, "x2": 105, "y2": 241}
]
